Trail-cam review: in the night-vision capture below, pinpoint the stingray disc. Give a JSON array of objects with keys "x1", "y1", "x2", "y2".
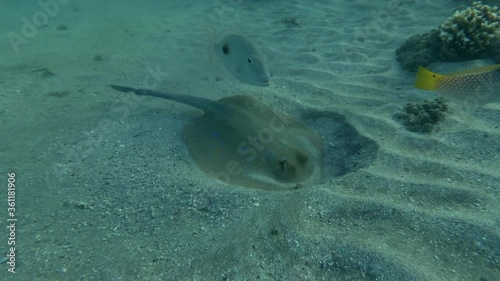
[{"x1": 183, "y1": 95, "x2": 323, "y2": 190}]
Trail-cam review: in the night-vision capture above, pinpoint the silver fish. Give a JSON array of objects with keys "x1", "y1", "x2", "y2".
[{"x1": 211, "y1": 33, "x2": 271, "y2": 86}]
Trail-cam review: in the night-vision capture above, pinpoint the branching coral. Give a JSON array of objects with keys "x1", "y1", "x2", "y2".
[
  {"x1": 394, "y1": 98, "x2": 449, "y2": 133},
  {"x1": 438, "y1": 1, "x2": 500, "y2": 59}
]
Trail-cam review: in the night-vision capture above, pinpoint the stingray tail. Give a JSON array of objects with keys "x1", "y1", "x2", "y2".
[{"x1": 109, "y1": 85, "x2": 223, "y2": 114}]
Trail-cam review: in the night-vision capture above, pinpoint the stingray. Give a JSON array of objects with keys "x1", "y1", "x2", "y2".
[{"x1": 110, "y1": 85, "x2": 323, "y2": 190}]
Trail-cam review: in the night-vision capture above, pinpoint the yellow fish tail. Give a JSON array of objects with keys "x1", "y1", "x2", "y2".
[{"x1": 415, "y1": 66, "x2": 446, "y2": 90}]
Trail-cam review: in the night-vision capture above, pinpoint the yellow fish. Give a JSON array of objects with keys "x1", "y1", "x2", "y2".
[{"x1": 415, "y1": 65, "x2": 500, "y2": 106}]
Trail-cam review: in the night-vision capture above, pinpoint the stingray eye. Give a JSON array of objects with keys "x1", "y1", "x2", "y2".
[
  {"x1": 222, "y1": 43, "x2": 230, "y2": 55},
  {"x1": 247, "y1": 57, "x2": 253, "y2": 63},
  {"x1": 279, "y1": 159, "x2": 288, "y2": 174}
]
